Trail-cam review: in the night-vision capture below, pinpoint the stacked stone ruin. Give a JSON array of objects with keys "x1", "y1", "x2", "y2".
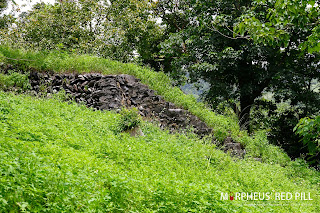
[{"x1": 8, "y1": 68, "x2": 245, "y2": 158}]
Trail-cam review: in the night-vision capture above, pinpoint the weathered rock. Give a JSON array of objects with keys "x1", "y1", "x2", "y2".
[
  {"x1": 125, "y1": 126, "x2": 145, "y2": 137},
  {"x1": 78, "y1": 75, "x2": 85, "y2": 81},
  {"x1": 223, "y1": 137, "x2": 246, "y2": 158}
]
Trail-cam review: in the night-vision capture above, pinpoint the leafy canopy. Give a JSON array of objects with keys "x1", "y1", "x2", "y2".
[
  {"x1": 1, "y1": 0, "x2": 163, "y2": 63},
  {"x1": 235, "y1": 0, "x2": 320, "y2": 53},
  {"x1": 295, "y1": 116, "x2": 320, "y2": 165},
  {"x1": 157, "y1": 0, "x2": 319, "y2": 132}
]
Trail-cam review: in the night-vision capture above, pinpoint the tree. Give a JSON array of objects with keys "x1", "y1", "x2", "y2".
[
  {"x1": 0, "y1": 0, "x2": 7, "y2": 12},
  {"x1": 107, "y1": 0, "x2": 164, "y2": 65},
  {"x1": 235, "y1": 0, "x2": 320, "y2": 53},
  {"x1": 0, "y1": 0, "x2": 9, "y2": 29},
  {"x1": 2, "y1": 0, "x2": 163, "y2": 63},
  {"x1": 294, "y1": 116, "x2": 320, "y2": 167},
  {"x1": 158, "y1": 0, "x2": 320, "y2": 133},
  {"x1": 151, "y1": 0, "x2": 195, "y2": 77},
  {"x1": 229, "y1": 0, "x2": 320, "y2": 160},
  {"x1": 10, "y1": 1, "x2": 130, "y2": 60},
  {"x1": 158, "y1": 0, "x2": 276, "y2": 129}
]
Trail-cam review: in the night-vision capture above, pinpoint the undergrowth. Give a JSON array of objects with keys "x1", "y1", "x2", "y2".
[
  {"x1": 0, "y1": 45, "x2": 290, "y2": 165},
  {"x1": 0, "y1": 70, "x2": 30, "y2": 92},
  {"x1": 0, "y1": 91, "x2": 319, "y2": 212}
]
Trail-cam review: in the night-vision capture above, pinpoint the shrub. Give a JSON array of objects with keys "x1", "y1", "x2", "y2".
[
  {"x1": 117, "y1": 107, "x2": 142, "y2": 132},
  {"x1": 294, "y1": 116, "x2": 320, "y2": 166},
  {"x1": 0, "y1": 71, "x2": 31, "y2": 92}
]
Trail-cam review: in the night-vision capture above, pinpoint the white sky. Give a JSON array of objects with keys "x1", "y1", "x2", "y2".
[{"x1": 3, "y1": 0, "x2": 56, "y2": 15}]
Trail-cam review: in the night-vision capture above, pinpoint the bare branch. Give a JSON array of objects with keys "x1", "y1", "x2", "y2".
[{"x1": 209, "y1": 25, "x2": 250, "y2": 40}]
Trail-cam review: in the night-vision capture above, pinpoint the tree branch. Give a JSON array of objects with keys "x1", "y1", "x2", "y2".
[
  {"x1": 209, "y1": 25, "x2": 250, "y2": 40},
  {"x1": 0, "y1": 56, "x2": 35, "y2": 61}
]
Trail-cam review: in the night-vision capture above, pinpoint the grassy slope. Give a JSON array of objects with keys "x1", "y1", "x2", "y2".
[
  {"x1": 0, "y1": 92, "x2": 319, "y2": 212},
  {"x1": 0, "y1": 45, "x2": 290, "y2": 165}
]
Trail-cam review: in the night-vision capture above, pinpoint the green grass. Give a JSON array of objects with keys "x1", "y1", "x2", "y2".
[
  {"x1": 0, "y1": 91, "x2": 319, "y2": 212},
  {"x1": 0, "y1": 71, "x2": 30, "y2": 92},
  {"x1": 0, "y1": 45, "x2": 290, "y2": 165}
]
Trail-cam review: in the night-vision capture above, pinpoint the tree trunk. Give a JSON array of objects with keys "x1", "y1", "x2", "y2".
[{"x1": 239, "y1": 95, "x2": 254, "y2": 131}]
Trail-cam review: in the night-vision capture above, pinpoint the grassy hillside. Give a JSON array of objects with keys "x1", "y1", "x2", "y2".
[
  {"x1": 0, "y1": 45, "x2": 291, "y2": 165},
  {"x1": 0, "y1": 91, "x2": 319, "y2": 212}
]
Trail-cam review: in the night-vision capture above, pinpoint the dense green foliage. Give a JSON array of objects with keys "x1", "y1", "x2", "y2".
[
  {"x1": 157, "y1": 0, "x2": 275, "y2": 128},
  {"x1": 1, "y1": 0, "x2": 162, "y2": 63},
  {"x1": 150, "y1": 0, "x2": 320, "y2": 164},
  {"x1": 2, "y1": 0, "x2": 318, "y2": 152},
  {"x1": 0, "y1": 71, "x2": 30, "y2": 91},
  {"x1": 117, "y1": 107, "x2": 142, "y2": 132},
  {"x1": 295, "y1": 116, "x2": 320, "y2": 165},
  {"x1": 236, "y1": 0, "x2": 320, "y2": 53},
  {"x1": 0, "y1": 0, "x2": 9, "y2": 29},
  {"x1": 0, "y1": 91, "x2": 319, "y2": 212},
  {"x1": 249, "y1": 90, "x2": 320, "y2": 166},
  {"x1": 156, "y1": 0, "x2": 320, "y2": 132},
  {"x1": 0, "y1": 0, "x2": 6, "y2": 12},
  {"x1": 230, "y1": 0, "x2": 320, "y2": 161},
  {"x1": 0, "y1": 1, "x2": 319, "y2": 210}
]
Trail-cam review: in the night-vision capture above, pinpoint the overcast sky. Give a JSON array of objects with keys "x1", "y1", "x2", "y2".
[{"x1": 3, "y1": 0, "x2": 55, "y2": 15}]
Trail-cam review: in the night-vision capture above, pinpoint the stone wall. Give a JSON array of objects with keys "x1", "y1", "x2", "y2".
[
  {"x1": 29, "y1": 71, "x2": 213, "y2": 137},
  {"x1": 0, "y1": 63, "x2": 245, "y2": 157}
]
